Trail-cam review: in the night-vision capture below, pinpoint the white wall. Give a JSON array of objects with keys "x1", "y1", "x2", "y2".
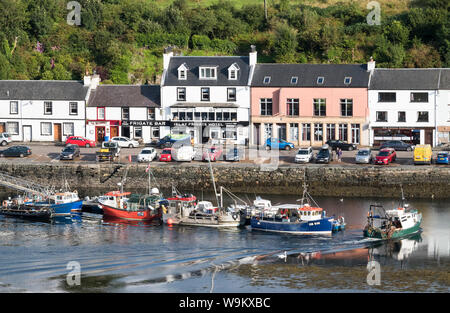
[{"x1": 436, "y1": 89, "x2": 450, "y2": 143}]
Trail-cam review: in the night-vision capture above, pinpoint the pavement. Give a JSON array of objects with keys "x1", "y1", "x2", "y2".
[{"x1": 0, "y1": 142, "x2": 449, "y2": 169}]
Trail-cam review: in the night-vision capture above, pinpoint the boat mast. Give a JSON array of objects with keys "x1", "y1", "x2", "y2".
[{"x1": 207, "y1": 150, "x2": 220, "y2": 208}]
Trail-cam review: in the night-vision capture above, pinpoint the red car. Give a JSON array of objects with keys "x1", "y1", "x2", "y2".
[
  {"x1": 65, "y1": 136, "x2": 96, "y2": 148},
  {"x1": 202, "y1": 147, "x2": 223, "y2": 162},
  {"x1": 159, "y1": 148, "x2": 173, "y2": 162},
  {"x1": 375, "y1": 148, "x2": 396, "y2": 165}
]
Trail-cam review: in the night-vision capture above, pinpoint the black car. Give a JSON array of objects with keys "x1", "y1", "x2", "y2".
[
  {"x1": 0, "y1": 145, "x2": 32, "y2": 158},
  {"x1": 60, "y1": 144, "x2": 80, "y2": 160},
  {"x1": 315, "y1": 146, "x2": 331, "y2": 164},
  {"x1": 380, "y1": 140, "x2": 414, "y2": 151},
  {"x1": 326, "y1": 140, "x2": 357, "y2": 151}
]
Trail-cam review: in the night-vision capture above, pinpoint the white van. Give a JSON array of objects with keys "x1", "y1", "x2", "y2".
[{"x1": 172, "y1": 145, "x2": 195, "y2": 162}]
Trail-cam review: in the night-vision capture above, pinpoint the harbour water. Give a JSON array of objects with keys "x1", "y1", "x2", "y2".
[{"x1": 0, "y1": 192, "x2": 448, "y2": 293}]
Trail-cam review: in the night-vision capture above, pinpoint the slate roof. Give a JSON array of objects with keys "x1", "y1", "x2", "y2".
[
  {"x1": 87, "y1": 85, "x2": 160, "y2": 107},
  {"x1": 163, "y1": 56, "x2": 250, "y2": 86},
  {"x1": 439, "y1": 69, "x2": 450, "y2": 90},
  {"x1": 251, "y1": 64, "x2": 370, "y2": 87},
  {"x1": 369, "y1": 69, "x2": 442, "y2": 90},
  {"x1": 0, "y1": 80, "x2": 89, "y2": 100}
]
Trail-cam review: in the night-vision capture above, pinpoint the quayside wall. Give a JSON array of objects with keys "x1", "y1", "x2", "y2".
[{"x1": 0, "y1": 163, "x2": 449, "y2": 199}]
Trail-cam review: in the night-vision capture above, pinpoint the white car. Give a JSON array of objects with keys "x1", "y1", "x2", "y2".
[
  {"x1": 0, "y1": 133, "x2": 12, "y2": 146},
  {"x1": 172, "y1": 145, "x2": 195, "y2": 162},
  {"x1": 294, "y1": 147, "x2": 314, "y2": 163},
  {"x1": 110, "y1": 136, "x2": 139, "y2": 148},
  {"x1": 137, "y1": 147, "x2": 157, "y2": 162}
]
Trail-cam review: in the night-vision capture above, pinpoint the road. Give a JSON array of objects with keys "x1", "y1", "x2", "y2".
[{"x1": 0, "y1": 143, "x2": 448, "y2": 168}]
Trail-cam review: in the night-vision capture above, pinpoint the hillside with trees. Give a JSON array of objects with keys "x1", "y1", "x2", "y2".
[{"x1": 0, "y1": 0, "x2": 448, "y2": 84}]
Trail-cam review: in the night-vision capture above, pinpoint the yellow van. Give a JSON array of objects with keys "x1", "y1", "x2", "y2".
[{"x1": 413, "y1": 144, "x2": 433, "y2": 165}]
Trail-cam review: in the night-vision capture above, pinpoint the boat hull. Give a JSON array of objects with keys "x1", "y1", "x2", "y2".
[
  {"x1": 51, "y1": 200, "x2": 83, "y2": 216},
  {"x1": 163, "y1": 213, "x2": 240, "y2": 228},
  {"x1": 364, "y1": 220, "x2": 422, "y2": 239},
  {"x1": 250, "y1": 217, "x2": 333, "y2": 235},
  {"x1": 101, "y1": 203, "x2": 161, "y2": 221}
]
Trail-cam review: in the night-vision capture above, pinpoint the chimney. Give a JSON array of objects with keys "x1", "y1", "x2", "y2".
[
  {"x1": 249, "y1": 45, "x2": 257, "y2": 67},
  {"x1": 83, "y1": 75, "x2": 91, "y2": 87},
  {"x1": 91, "y1": 74, "x2": 100, "y2": 90},
  {"x1": 163, "y1": 46, "x2": 173, "y2": 71},
  {"x1": 367, "y1": 56, "x2": 376, "y2": 72}
]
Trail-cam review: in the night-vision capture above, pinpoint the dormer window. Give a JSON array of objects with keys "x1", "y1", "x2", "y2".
[
  {"x1": 291, "y1": 76, "x2": 298, "y2": 84},
  {"x1": 263, "y1": 76, "x2": 271, "y2": 84},
  {"x1": 228, "y1": 63, "x2": 240, "y2": 80},
  {"x1": 178, "y1": 63, "x2": 189, "y2": 80},
  {"x1": 344, "y1": 77, "x2": 352, "y2": 85},
  {"x1": 317, "y1": 77, "x2": 324, "y2": 84},
  {"x1": 199, "y1": 66, "x2": 217, "y2": 80}
]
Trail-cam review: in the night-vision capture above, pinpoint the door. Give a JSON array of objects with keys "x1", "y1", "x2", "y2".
[
  {"x1": 425, "y1": 130, "x2": 433, "y2": 145},
  {"x1": 23, "y1": 126, "x2": 32, "y2": 142},
  {"x1": 0, "y1": 123, "x2": 5, "y2": 133},
  {"x1": 95, "y1": 126, "x2": 105, "y2": 143},
  {"x1": 122, "y1": 126, "x2": 130, "y2": 139},
  {"x1": 110, "y1": 126, "x2": 119, "y2": 138},
  {"x1": 54, "y1": 124, "x2": 62, "y2": 142}
]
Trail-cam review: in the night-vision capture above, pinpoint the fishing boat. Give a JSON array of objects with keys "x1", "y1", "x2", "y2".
[
  {"x1": 250, "y1": 182, "x2": 335, "y2": 235},
  {"x1": 363, "y1": 201, "x2": 422, "y2": 240}
]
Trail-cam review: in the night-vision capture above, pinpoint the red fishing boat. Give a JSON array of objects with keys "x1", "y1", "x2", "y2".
[{"x1": 98, "y1": 190, "x2": 164, "y2": 221}]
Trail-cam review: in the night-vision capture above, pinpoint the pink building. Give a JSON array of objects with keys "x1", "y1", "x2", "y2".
[{"x1": 250, "y1": 63, "x2": 371, "y2": 147}]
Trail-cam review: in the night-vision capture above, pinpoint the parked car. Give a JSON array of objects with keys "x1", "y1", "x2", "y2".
[
  {"x1": 294, "y1": 147, "x2": 314, "y2": 163},
  {"x1": 0, "y1": 133, "x2": 12, "y2": 146},
  {"x1": 202, "y1": 146, "x2": 223, "y2": 162},
  {"x1": 159, "y1": 148, "x2": 173, "y2": 162},
  {"x1": 110, "y1": 136, "x2": 139, "y2": 148},
  {"x1": 326, "y1": 140, "x2": 356, "y2": 151},
  {"x1": 224, "y1": 147, "x2": 242, "y2": 162},
  {"x1": 380, "y1": 140, "x2": 414, "y2": 151},
  {"x1": 65, "y1": 136, "x2": 96, "y2": 148},
  {"x1": 265, "y1": 138, "x2": 295, "y2": 151},
  {"x1": 315, "y1": 145, "x2": 332, "y2": 164},
  {"x1": 59, "y1": 144, "x2": 80, "y2": 160},
  {"x1": 375, "y1": 148, "x2": 396, "y2": 165},
  {"x1": 413, "y1": 144, "x2": 433, "y2": 165},
  {"x1": 137, "y1": 147, "x2": 157, "y2": 162},
  {"x1": 0, "y1": 145, "x2": 32, "y2": 158},
  {"x1": 355, "y1": 148, "x2": 373, "y2": 164},
  {"x1": 172, "y1": 145, "x2": 195, "y2": 162},
  {"x1": 435, "y1": 142, "x2": 450, "y2": 151},
  {"x1": 96, "y1": 141, "x2": 120, "y2": 162},
  {"x1": 435, "y1": 151, "x2": 449, "y2": 165}
]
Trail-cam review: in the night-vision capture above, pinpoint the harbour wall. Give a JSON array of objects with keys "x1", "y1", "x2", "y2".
[{"x1": 0, "y1": 163, "x2": 449, "y2": 199}]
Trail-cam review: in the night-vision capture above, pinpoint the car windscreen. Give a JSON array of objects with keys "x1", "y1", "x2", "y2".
[
  {"x1": 297, "y1": 150, "x2": 309, "y2": 155},
  {"x1": 3, "y1": 133, "x2": 10, "y2": 138},
  {"x1": 162, "y1": 149, "x2": 171, "y2": 154},
  {"x1": 357, "y1": 150, "x2": 369, "y2": 155},
  {"x1": 141, "y1": 150, "x2": 152, "y2": 154},
  {"x1": 437, "y1": 153, "x2": 448, "y2": 158},
  {"x1": 317, "y1": 150, "x2": 329, "y2": 156},
  {"x1": 378, "y1": 151, "x2": 389, "y2": 156},
  {"x1": 63, "y1": 147, "x2": 75, "y2": 152}
]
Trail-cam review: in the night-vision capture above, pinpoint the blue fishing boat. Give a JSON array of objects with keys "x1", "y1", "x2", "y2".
[{"x1": 250, "y1": 182, "x2": 335, "y2": 235}]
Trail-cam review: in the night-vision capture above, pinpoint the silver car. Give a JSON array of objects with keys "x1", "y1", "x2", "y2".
[{"x1": 355, "y1": 148, "x2": 373, "y2": 164}]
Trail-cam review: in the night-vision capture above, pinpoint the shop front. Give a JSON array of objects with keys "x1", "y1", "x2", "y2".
[{"x1": 372, "y1": 127, "x2": 434, "y2": 146}]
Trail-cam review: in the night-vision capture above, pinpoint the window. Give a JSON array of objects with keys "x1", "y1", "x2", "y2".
[
  {"x1": 7, "y1": 122, "x2": 19, "y2": 135},
  {"x1": 344, "y1": 77, "x2": 352, "y2": 85},
  {"x1": 291, "y1": 76, "x2": 298, "y2": 84},
  {"x1": 63, "y1": 123, "x2": 74, "y2": 136},
  {"x1": 410, "y1": 92, "x2": 428, "y2": 103},
  {"x1": 199, "y1": 67, "x2": 217, "y2": 80},
  {"x1": 351, "y1": 124, "x2": 360, "y2": 144},
  {"x1": 417, "y1": 111, "x2": 429, "y2": 122},
  {"x1": 227, "y1": 88, "x2": 236, "y2": 102},
  {"x1": 398, "y1": 111, "x2": 406, "y2": 122},
  {"x1": 313, "y1": 99, "x2": 326, "y2": 116},
  {"x1": 97, "y1": 107, "x2": 105, "y2": 120},
  {"x1": 340, "y1": 99, "x2": 353, "y2": 117},
  {"x1": 317, "y1": 77, "x2": 324, "y2": 84},
  {"x1": 201, "y1": 88, "x2": 210, "y2": 101},
  {"x1": 314, "y1": 123, "x2": 323, "y2": 141},
  {"x1": 69, "y1": 102, "x2": 78, "y2": 115},
  {"x1": 260, "y1": 98, "x2": 273, "y2": 116},
  {"x1": 338, "y1": 124, "x2": 348, "y2": 141},
  {"x1": 378, "y1": 92, "x2": 396, "y2": 102},
  {"x1": 122, "y1": 107, "x2": 129, "y2": 120},
  {"x1": 229, "y1": 70, "x2": 237, "y2": 80},
  {"x1": 10, "y1": 101, "x2": 18, "y2": 114},
  {"x1": 302, "y1": 124, "x2": 311, "y2": 141},
  {"x1": 178, "y1": 70, "x2": 186, "y2": 80},
  {"x1": 148, "y1": 108, "x2": 155, "y2": 120},
  {"x1": 287, "y1": 98, "x2": 299, "y2": 116},
  {"x1": 326, "y1": 124, "x2": 336, "y2": 141},
  {"x1": 41, "y1": 122, "x2": 52, "y2": 136},
  {"x1": 264, "y1": 124, "x2": 272, "y2": 141},
  {"x1": 134, "y1": 127, "x2": 142, "y2": 138},
  {"x1": 177, "y1": 87, "x2": 186, "y2": 101},
  {"x1": 289, "y1": 123, "x2": 299, "y2": 142},
  {"x1": 376, "y1": 111, "x2": 387, "y2": 122},
  {"x1": 231, "y1": 111, "x2": 237, "y2": 121},
  {"x1": 263, "y1": 76, "x2": 271, "y2": 84},
  {"x1": 44, "y1": 102, "x2": 52, "y2": 115}
]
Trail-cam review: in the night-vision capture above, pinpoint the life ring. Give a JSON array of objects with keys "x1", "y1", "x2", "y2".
[{"x1": 232, "y1": 213, "x2": 238, "y2": 220}]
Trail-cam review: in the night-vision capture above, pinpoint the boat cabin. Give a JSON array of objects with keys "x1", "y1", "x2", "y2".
[
  {"x1": 99, "y1": 191, "x2": 131, "y2": 209},
  {"x1": 253, "y1": 197, "x2": 272, "y2": 209},
  {"x1": 196, "y1": 201, "x2": 218, "y2": 214},
  {"x1": 298, "y1": 204, "x2": 324, "y2": 221},
  {"x1": 51, "y1": 191, "x2": 80, "y2": 204}
]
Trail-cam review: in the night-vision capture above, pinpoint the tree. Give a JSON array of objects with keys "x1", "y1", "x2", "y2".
[{"x1": 273, "y1": 23, "x2": 298, "y2": 63}]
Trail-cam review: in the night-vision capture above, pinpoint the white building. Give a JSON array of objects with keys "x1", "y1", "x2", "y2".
[
  {"x1": 86, "y1": 85, "x2": 163, "y2": 144},
  {"x1": 160, "y1": 46, "x2": 256, "y2": 145},
  {"x1": 368, "y1": 68, "x2": 442, "y2": 146},
  {"x1": 0, "y1": 78, "x2": 97, "y2": 142},
  {"x1": 436, "y1": 69, "x2": 450, "y2": 145}
]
